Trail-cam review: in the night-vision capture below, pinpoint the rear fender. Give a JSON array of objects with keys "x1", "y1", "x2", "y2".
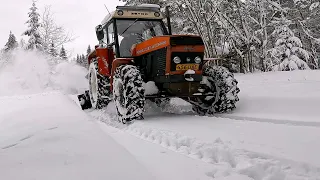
[{"x1": 110, "y1": 58, "x2": 134, "y2": 91}]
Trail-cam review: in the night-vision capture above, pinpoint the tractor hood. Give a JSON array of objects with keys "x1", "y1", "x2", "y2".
[{"x1": 132, "y1": 35, "x2": 204, "y2": 57}]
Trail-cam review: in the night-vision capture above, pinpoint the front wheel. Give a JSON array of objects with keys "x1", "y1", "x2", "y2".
[
  {"x1": 113, "y1": 65, "x2": 145, "y2": 124},
  {"x1": 189, "y1": 65, "x2": 240, "y2": 115},
  {"x1": 88, "y1": 60, "x2": 112, "y2": 109}
]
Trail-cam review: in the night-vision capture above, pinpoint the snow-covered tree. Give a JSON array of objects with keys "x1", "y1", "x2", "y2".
[
  {"x1": 48, "y1": 41, "x2": 58, "y2": 57},
  {"x1": 59, "y1": 45, "x2": 67, "y2": 60},
  {"x1": 268, "y1": 12, "x2": 310, "y2": 71},
  {"x1": 86, "y1": 45, "x2": 91, "y2": 57},
  {"x1": 39, "y1": 5, "x2": 76, "y2": 52},
  {"x1": 4, "y1": 31, "x2": 18, "y2": 52},
  {"x1": 75, "y1": 53, "x2": 86, "y2": 68},
  {"x1": 23, "y1": 0, "x2": 43, "y2": 51},
  {"x1": 19, "y1": 39, "x2": 26, "y2": 49},
  {"x1": 76, "y1": 54, "x2": 80, "y2": 63},
  {"x1": 291, "y1": 0, "x2": 320, "y2": 69}
]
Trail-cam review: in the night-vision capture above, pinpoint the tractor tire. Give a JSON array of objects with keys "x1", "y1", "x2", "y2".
[
  {"x1": 88, "y1": 59, "x2": 112, "y2": 109},
  {"x1": 190, "y1": 65, "x2": 240, "y2": 115},
  {"x1": 113, "y1": 65, "x2": 145, "y2": 124}
]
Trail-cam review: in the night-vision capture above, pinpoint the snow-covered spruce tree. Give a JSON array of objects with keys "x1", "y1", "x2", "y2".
[
  {"x1": 86, "y1": 45, "x2": 91, "y2": 57},
  {"x1": 292, "y1": 0, "x2": 320, "y2": 69},
  {"x1": 59, "y1": 45, "x2": 67, "y2": 60},
  {"x1": 76, "y1": 54, "x2": 81, "y2": 64},
  {"x1": 4, "y1": 31, "x2": 18, "y2": 52},
  {"x1": 19, "y1": 39, "x2": 26, "y2": 49},
  {"x1": 268, "y1": 12, "x2": 310, "y2": 71},
  {"x1": 48, "y1": 41, "x2": 58, "y2": 57},
  {"x1": 75, "y1": 54, "x2": 87, "y2": 68},
  {"x1": 1, "y1": 31, "x2": 18, "y2": 69},
  {"x1": 23, "y1": 0, "x2": 43, "y2": 51}
]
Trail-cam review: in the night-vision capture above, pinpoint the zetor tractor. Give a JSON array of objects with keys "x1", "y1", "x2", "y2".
[{"x1": 78, "y1": 4, "x2": 240, "y2": 124}]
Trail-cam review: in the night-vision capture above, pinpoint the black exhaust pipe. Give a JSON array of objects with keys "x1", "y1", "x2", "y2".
[{"x1": 165, "y1": 6, "x2": 172, "y2": 35}]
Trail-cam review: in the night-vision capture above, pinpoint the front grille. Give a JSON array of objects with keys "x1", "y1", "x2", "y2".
[
  {"x1": 152, "y1": 48, "x2": 167, "y2": 76},
  {"x1": 135, "y1": 47, "x2": 167, "y2": 82},
  {"x1": 171, "y1": 52, "x2": 204, "y2": 71}
]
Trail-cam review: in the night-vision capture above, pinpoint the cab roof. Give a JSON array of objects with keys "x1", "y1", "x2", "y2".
[{"x1": 101, "y1": 4, "x2": 163, "y2": 25}]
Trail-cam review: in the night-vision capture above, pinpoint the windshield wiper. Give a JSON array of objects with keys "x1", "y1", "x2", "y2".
[{"x1": 120, "y1": 19, "x2": 139, "y2": 36}]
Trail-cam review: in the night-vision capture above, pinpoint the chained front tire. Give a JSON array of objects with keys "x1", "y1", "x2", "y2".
[
  {"x1": 88, "y1": 59, "x2": 112, "y2": 109},
  {"x1": 113, "y1": 65, "x2": 145, "y2": 124},
  {"x1": 190, "y1": 65, "x2": 240, "y2": 115}
]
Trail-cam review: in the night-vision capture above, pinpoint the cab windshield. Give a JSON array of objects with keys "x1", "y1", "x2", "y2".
[{"x1": 116, "y1": 19, "x2": 167, "y2": 57}]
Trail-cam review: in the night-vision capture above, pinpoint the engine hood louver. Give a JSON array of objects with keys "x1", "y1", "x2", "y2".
[{"x1": 170, "y1": 36, "x2": 204, "y2": 46}]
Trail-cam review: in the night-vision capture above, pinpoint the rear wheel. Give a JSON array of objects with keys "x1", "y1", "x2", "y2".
[
  {"x1": 113, "y1": 65, "x2": 145, "y2": 124},
  {"x1": 88, "y1": 59, "x2": 112, "y2": 109},
  {"x1": 189, "y1": 65, "x2": 240, "y2": 115}
]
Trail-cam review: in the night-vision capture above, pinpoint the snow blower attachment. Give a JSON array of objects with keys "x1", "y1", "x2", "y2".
[{"x1": 77, "y1": 4, "x2": 240, "y2": 123}]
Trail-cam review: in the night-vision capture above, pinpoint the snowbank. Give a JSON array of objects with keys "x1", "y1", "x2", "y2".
[
  {"x1": 226, "y1": 70, "x2": 320, "y2": 123},
  {"x1": 0, "y1": 49, "x2": 88, "y2": 97},
  {"x1": 235, "y1": 70, "x2": 320, "y2": 98}
]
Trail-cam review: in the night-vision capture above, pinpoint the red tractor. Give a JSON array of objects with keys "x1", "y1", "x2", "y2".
[{"x1": 78, "y1": 4, "x2": 240, "y2": 124}]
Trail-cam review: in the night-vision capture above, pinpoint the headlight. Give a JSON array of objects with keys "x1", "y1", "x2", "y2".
[
  {"x1": 195, "y1": 56, "x2": 202, "y2": 63},
  {"x1": 154, "y1": 12, "x2": 160, "y2": 17},
  {"x1": 173, "y1": 56, "x2": 181, "y2": 64},
  {"x1": 117, "y1": 10, "x2": 124, "y2": 16}
]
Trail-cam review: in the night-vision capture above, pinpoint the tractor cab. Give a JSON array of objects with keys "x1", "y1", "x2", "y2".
[{"x1": 95, "y1": 5, "x2": 168, "y2": 58}]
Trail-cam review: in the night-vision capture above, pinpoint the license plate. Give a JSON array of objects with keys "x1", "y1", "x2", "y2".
[{"x1": 176, "y1": 64, "x2": 200, "y2": 71}]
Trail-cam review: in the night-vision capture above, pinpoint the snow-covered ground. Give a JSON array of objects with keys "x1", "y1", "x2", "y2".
[
  {"x1": 1, "y1": 49, "x2": 320, "y2": 180},
  {"x1": 88, "y1": 70, "x2": 320, "y2": 180},
  {"x1": 0, "y1": 93, "x2": 157, "y2": 180}
]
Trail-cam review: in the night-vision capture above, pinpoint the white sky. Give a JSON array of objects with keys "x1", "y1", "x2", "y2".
[{"x1": 0, "y1": 0, "x2": 125, "y2": 57}]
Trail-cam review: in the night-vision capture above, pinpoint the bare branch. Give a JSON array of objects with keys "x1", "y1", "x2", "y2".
[{"x1": 39, "y1": 5, "x2": 78, "y2": 51}]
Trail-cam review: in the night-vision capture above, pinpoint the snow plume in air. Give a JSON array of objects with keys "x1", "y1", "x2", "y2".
[{"x1": 0, "y1": 49, "x2": 88, "y2": 96}]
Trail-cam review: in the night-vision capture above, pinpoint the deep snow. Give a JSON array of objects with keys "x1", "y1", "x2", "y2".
[
  {"x1": 0, "y1": 93, "x2": 156, "y2": 180},
  {"x1": 0, "y1": 50, "x2": 157, "y2": 180},
  {"x1": 88, "y1": 70, "x2": 320, "y2": 180},
  {"x1": 1, "y1": 49, "x2": 320, "y2": 180}
]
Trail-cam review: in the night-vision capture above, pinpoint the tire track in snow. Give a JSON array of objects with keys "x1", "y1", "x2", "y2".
[
  {"x1": 211, "y1": 114, "x2": 320, "y2": 128},
  {"x1": 151, "y1": 98, "x2": 320, "y2": 128},
  {"x1": 19, "y1": 135, "x2": 33, "y2": 142},
  {"x1": 1, "y1": 126, "x2": 59, "y2": 151},
  {"x1": 88, "y1": 110, "x2": 320, "y2": 180},
  {"x1": 157, "y1": 106, "x2": 320, "y2": 128},
  {"x1": 0, "y1": 91, "x2": 62, "y2": 100},
  {"x1": 2, "y1": 143, "x2": 18, "y2": 150},
  {"x1": 135, "y1": 99, "x2": 320, "y2": 128},
  {"x1": 124, "y1": 123, "x2": 320, "y2": 180}
]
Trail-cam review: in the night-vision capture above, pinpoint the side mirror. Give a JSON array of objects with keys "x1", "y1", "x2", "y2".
[{"x1": 95, "y1": 25, "x2": 104, "y2": 41}]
